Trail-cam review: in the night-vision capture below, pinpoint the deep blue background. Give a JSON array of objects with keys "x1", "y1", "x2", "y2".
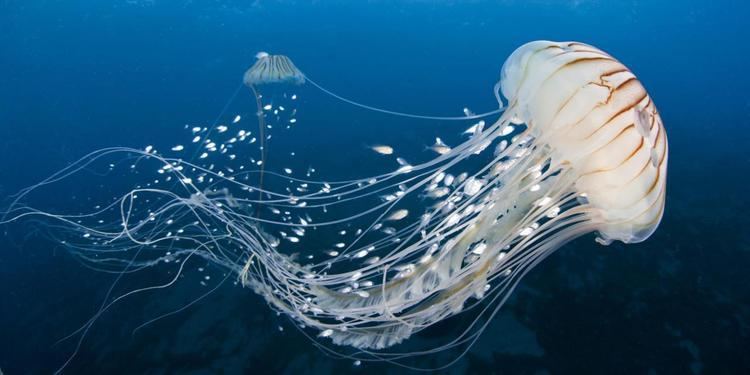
[{"x1": 1, "y1": 1, "x2": 749, "y2": 374}]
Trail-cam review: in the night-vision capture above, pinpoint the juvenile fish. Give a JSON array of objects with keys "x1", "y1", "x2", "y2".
[{"x1": 371, "y1": 145, "x2": 394, "y2": 155}]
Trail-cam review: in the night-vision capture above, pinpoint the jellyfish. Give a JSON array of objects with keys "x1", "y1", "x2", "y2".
[
  {"x1": 2, "y1": 40, "x2": 667, "y2": 369},
  {"x1": 242, "y1": 52, "x2": 306, "y2": 206}
]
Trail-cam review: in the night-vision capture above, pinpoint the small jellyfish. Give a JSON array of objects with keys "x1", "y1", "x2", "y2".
[{"x1": 243, "y1": 52, "x2": 306, "y2": 209}]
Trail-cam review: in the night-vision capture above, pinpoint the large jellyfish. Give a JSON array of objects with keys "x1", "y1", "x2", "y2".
[{"x1": 2, "y1": 41, "x2": 667, "y2": 368}]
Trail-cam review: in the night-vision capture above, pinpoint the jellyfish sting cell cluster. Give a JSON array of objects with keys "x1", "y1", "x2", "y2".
[{"x1": 2, "y1": 41, "x2": 667, "y2": 369}]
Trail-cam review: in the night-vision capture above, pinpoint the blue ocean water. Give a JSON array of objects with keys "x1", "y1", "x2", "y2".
[{"x1": 1, "y1": 0, "x2": 748, "y2": 374}]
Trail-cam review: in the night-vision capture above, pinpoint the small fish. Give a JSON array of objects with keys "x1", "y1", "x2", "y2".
[
  {"x1": 463, "y1": 120, "x2": 485, "y2": 136},
  {"x1": 232, "y1": 115, "x2": 241, "y2": 123},
  {"x1": 396, "y1": 165, "x2": 413, "y2": 173},
  {"x1": 385, "y1": 209, "x2": 409, "y2": 221},
  {"x1": 356, "y1": 291, "x2": 370, "y2": 298},
  {"x1": 428, "y1": 187, "x2": 450, "y2": 198},
  {"x1": 464, "y1": 177, "x2": 484, "y2": 196},
  {"x1": 443, "y1": 174, "x2": 455, "y2": 186},
  {"x1": 471, "y1": 242, "x2": 487, "y2": 255},
  {"x1": 430, "y1": 137, "x2": 451, "y2": 155},
  {"x1": 455, "y1": 172, "x2": 468, "y2": 185},
  {"x1": 354, "y1": 249, "x2": 368, "y2": 258},
  {"x1": 495, "y1": 140, "x2": 508, "y2": 155},
  {"x1": 381, "y1": 194, "x2": 396, "y2": 202},
  {"x1": 473, "y1": 139, "x2": 491, "y2": 155},
  {"x1": 371, "y1": 145, "x2": 394, "y2": 155},
  {"x1": 500, "y1": 124, "x2": 514, "y2": 136}
]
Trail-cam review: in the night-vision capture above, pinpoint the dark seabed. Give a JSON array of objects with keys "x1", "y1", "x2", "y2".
[{"x1": 0, "y1": 1, "x2": 748, "y2": 374}]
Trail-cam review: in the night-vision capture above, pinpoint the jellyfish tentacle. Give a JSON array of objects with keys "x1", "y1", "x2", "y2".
[{"x1": 304, "y1": 76, "x2": 505, "y2": 121}]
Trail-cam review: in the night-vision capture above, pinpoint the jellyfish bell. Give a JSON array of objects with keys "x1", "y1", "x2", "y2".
[
  {"x1": 1, "y1": 40, "x2": 667, "y2": 370},
  {"x1": 243, "y1": 53, "x2": 306, "y2": 87},
  {"x1": 500, "y1": 40, "x2": 667, "y2": 244}
]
